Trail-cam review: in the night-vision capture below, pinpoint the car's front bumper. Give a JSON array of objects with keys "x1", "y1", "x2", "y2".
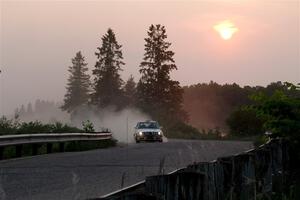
[{"x1": 135, "y1": 135, "x2": 162, "y2": 142}]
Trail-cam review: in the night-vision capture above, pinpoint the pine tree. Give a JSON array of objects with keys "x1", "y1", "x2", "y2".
[
  {"x1": 137, "y1": 24, "x2": 187, "y2": 123},
  {"x1": 123, "y1": 75, "x2": 137, "y2": 107},
  {"x1": 19, "y1": 105, "x2": 26, "y2": 117},
  {"x1": 91, "y1": 28, "x2": 125, "y2": 108},
  {"x1": 27, "y1": 103, "x2": 33, "y2": 115},
  {"x1": 61, "y1": 51, "x2": 90, "y2": 113}
]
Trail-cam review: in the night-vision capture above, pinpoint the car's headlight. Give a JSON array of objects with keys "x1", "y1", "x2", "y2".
[
  {"x1": 158, "y1": 131, "x2": 162, "y2": 135},
  {"x1": 138, "y1": 131, "x2": 143, "y2": 136}
]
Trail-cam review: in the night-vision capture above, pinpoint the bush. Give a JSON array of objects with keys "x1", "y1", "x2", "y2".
[
  {"x1": 0, "y1": 117, "x2": 84, "y2": 135},
  {"x1": 0, "y1": 116, "x2": 18, "y2": 135},
  {"x1": 82, "y1": 120, "x2": 95, "y2": 133},
  {"x1": 165, "y1": 122, "x2": 224, "y2": 140},
  {"x1": 51, "y1": 122, "x2": 83, "y2": 133},
  {"x1": 165, "y1": 121, "x2": 202, "y2": 139},
  {"x1": 226, "y1": 107, "x2": 265, "y2": 136}
]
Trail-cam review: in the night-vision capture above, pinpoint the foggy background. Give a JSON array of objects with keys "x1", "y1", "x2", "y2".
[{"x1": 0, "y1": 0, "x2": 299, "y2": 116}]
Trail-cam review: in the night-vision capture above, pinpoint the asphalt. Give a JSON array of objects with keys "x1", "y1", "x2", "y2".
[{"x1": 0, "y1": 139, "x2": 253, "y2": 200}]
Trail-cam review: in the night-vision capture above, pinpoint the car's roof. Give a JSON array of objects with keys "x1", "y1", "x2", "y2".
[{"x1": 138, "y1": 120, "x2": 158, "y2": 123}]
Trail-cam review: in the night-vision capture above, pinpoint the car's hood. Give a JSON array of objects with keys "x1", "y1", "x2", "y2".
[{"x1": 136, "y1": 129, "x2": 161, "y2": 132}]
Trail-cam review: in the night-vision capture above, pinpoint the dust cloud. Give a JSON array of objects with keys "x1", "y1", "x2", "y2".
[
  {"x1": 71, "y1": 106, "x2": 150, "y2": 143},
  {"x1": 13, "y1": 103, "x2": 161, "y2": 143}
]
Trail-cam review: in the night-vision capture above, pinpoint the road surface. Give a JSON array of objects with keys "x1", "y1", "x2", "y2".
[{"x1": 0, "y1": 139, "x2": 253, "y2": 200}]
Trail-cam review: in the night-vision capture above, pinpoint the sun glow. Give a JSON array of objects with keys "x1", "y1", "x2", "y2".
[{"x1": 214, "y1": 20, "x2": 238, "y2": 40}]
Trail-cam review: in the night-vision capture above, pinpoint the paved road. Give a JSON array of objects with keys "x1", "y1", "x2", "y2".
[{"x1": 0, "y1": 139, "x2": 253, "y2": 200}]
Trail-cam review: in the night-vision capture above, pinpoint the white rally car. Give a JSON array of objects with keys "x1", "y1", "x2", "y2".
[{"x1": 134, "y1": 121, "x2": 163, "y2": 143}]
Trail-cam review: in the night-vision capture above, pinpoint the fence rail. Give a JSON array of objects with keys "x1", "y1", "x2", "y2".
[
  {"x1": 0, "y1": 132, "x2": 112, "y2": 160},
  {"x1": 0, "y1": 132, "x2": 112, "y2": 147}
]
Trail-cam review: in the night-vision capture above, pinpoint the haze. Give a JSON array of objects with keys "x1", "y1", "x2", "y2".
[{"x1": 0, "y1": 0, "x2": 299, "y2": 115}]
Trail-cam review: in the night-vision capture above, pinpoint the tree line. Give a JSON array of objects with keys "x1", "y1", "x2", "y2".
[
  {"x1": 183, "y1": 81, "x2": 300, "y2": 133},
  {"x1": 61, "y1": 25, "x2": 186, "y2": 133}
]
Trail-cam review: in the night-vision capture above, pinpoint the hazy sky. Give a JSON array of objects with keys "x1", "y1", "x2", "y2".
[{"x1": 0, "y1": 0, "x2": 299, "y2": 115}]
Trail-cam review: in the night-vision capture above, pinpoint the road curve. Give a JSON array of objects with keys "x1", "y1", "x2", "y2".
[{"x1": 0, "y1": 139, "x2": 253, "y2": 200}]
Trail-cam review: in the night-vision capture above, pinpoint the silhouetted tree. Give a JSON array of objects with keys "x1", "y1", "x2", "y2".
[
  {"x1": 183, "y1": 82, "x2": 254, "y2": 131},
  {"x1": 19, "y1": 105, "x2": 26, "y2": 116},
  {"x1": 123, "y1": 75, "x2": 137, "y2": 107},
  {"x1": 226, "y1": 107, "x2": 265, "y2": 136},
  {"x1": 137, "y1": 24, "x2": 187, "y2": 124},
  {"x1": 61, "y1": 51, "x2": 90, "y2": 113},
  {"x1": 91, "y1": 28, "x2": 125, "y2": 109},
  {"x1": 27, "y1": 103, "x2": 33, "y2": 115}
]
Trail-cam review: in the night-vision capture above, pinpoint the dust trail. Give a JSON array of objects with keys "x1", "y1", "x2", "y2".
[
  {"x1": 71, "y1": 106, "x2": 150, "y2": 143},
  {"x1": 13, "y1": 103, "x2": 151, "y2": 143}
]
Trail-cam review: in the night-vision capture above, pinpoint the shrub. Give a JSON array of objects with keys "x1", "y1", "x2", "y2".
[
  {"x1": 226, "y1": 107, "x2": 265, "y2": 136},
  {"x1": 0, "y1": 117, "x2": 84, "y2": 135},
  {"x1": 0, "y1": 116, "x2": 18, "y2": 135}
]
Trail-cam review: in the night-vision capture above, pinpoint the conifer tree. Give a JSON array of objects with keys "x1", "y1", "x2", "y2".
[
  {"x1": 137, "y1": 24, "x2": 187, "y2": 123},
  {"x1": 123, "y1": 75, "x2": 137, "y2": 107},
  {"x1": 91, "y1": 28, "x2": 125, "y2": 108},
  {"x1": 27, "y1": 103, "x2": 33, "y2": 115},
  {"x1": 62, "y1": 51, "x2": 90, "y2": 113}
]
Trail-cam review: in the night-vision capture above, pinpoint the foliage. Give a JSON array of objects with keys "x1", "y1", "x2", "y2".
[
  {"x1": 50, "y1": 122, "x2": 82, "y2": 133},
  {"x1": 82, "y1": 120, "x2": 95, "y2": 133},
  {"x1": 183, "y1": 81, "x2": 300, "y2": 132},
  {"x1": 0, "y1": 117, "x2": 83, "y2": 135},
  {"x1": 166, "y1": 121, "x2": 227, "y2": 140},
  {"x1": 250, "y1": 89, "x2": 300, "y2": 140},
  {"x1": 17, "y1": 121, "x2": 53, "y2": 134},
  {"x1": 91, "y1": 28, "x2": 125, "y2": 109},
  {"x1": 226, "y1": 107, "x2": 265, "y2": 136},
  {"x1": 250, "y1": 84, "x2": 300, "y2": 173},
  {"x1": 61, "y1": 51, "x2": 91, "y2": 113},
  {"x1": 252, "y1": 135, "x2": 269, "y2": 147},
  {"x1": 166, "y1": 121, "x2": 201, "y2": 139},
  {"x1": 137, "y1": 24, "x2": 187, "y2": 129},
  {"x1": 0, "y1": 116, "x2": 19, "y2": 135},
  {"x1": 123, "y1": 75, "x2": 137, "y2": 107},
  {"x1": 183, "y1": 81, "x2": 254, "y2": 131}
]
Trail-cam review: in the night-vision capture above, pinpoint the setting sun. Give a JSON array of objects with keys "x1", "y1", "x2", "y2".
[{"x1": 214, "y1": 20, "x2": 239, "y2": 40}]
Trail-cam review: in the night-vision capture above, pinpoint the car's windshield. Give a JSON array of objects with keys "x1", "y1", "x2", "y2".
[{"x1": 137, "y1": 122, "x2": 159, "y2": 129}]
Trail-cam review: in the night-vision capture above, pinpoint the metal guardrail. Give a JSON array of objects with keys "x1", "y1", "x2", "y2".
[{"x1": 0, "y1": 132, "x2": 112, "y2": 147}]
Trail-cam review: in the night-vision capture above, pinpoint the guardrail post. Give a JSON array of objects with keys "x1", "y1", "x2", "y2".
[
  {"x1": 32, "y1": 144, "x2": 39, "y2": 155},
  {"x1": 59, "y1": 142, "x2": 65, "y2": 152},
  {"x1": 47, "y1": 143, "x2": 53, "y2": 154},
  {"x1": 0, "y1": 147, "x2": 3, "y2": 160},
  {"x1": 16, "y1": 145, "x2": 22, "y2": 157}
]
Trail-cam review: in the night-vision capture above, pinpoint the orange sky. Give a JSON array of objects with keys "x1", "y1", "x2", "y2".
[{"x1": 0, "y1": 0, "x2": 299, "y2": 115}]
